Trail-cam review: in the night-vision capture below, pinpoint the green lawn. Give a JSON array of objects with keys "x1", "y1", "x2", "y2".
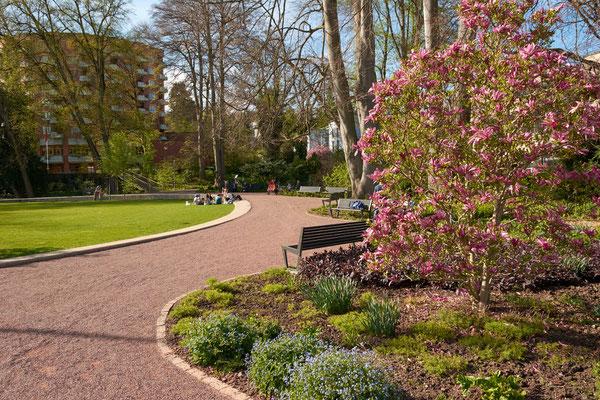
[{"x1": 0, "y1": 200, "x2": 234, "y2": 259}]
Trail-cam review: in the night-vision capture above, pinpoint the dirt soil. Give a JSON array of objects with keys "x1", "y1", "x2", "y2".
[{"x1": 166, "y1": 273, "x2": 600, "y2": 400}]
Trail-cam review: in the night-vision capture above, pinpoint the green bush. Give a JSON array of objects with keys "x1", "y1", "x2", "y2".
[
  {"x1": 419, "y1": 353, "x2": 468, "y2": 377},
  {"x1": 247, "y1": 333, "x2": 327, "y2": 396},
  {"x1": 328, "y1": 312, "x2": 367, "y2": 347},
  {"x1": 247, "y1": 315, "x2": 282, "y2": 340},
  {"x1": 262, "y1": 283, "x2": 289, "y2": 294},
  {"x1": 483, "y1": 317, "x2": 544, "y2": 340},
  {"x1": 206, "y1": 277, "x2": 235, "y2": 292},
  {"x1": 358, "y1": 291, "x2": 377, "y2": 310},
  {"x1": 323, "y1": 161, "x2": 351, "y2": 188},
  {"x1": 171, "y1": 316, "x2": 197, "y2": 336},
  {"x1": 411, "y1": 321, "x2": 456, "y2": 341},
  {"x1": 261, "y1": 267, "x2": 290, "y2": 280},
  {"x1": 181, "y1": 313, "x2": 255, "y2": 371},
  {"x1": 169, "y1": 303, "x2": 201, "y2": 319},
  {"x1": 460, "y1": 334, "x2": 527, "y2": 361},
  {"x1": 457, "y1": 371, "x2": 525, "y2": 400},
  {"x1": 286, "y1": 348, "x2": 401, "y2": 400},
  {"x1": 433, "y1": 308, "x2": 476, "y2": 330},
  {"x1": 363, "y1": 298, "x2": 401, "y2": 337},
  {"x1": 376, "y1": 335, "x2": 427, "y2": 359},
  {"x1": 204, "y1": 289, "x2": 234, "y2": 306},
  {"x1": 301, "y1": 276, "x2": 356, "y2": 315}
]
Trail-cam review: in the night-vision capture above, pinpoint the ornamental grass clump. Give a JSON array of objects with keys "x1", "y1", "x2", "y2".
[
  {"x1": 246, "y1": 333, "x2": 327, "y2": 396},
  {"x1": 301, "y1": 276, "x2": 356, "y2": 315},
  {"x1": 181, "y1": 313, "x2": 255, "y2": 371},
  {"x1": 363, "y1": 297, "x2": 401, "y2": 337},
  {"x1": 284, "y1": 347, "x2": 401, "y2": 400}
]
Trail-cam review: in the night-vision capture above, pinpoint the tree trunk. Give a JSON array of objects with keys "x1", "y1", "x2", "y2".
[
  {"x1": 323, "y1": 0, "x2": 373, "y2": 198},
  {"x1": 423, "y1": 0, "x2": 439, "y2": 51},
  {"x1": 477, "y1": 265, "x2": 493, "y2": 315},
  {"x1": 1, "y1": 110, "x2": 34, "y2": 197}
]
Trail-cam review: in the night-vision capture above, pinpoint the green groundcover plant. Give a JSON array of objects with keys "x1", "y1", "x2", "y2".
[{"x1": 358, "y1": 0, "x2": 600, "y2": 313}]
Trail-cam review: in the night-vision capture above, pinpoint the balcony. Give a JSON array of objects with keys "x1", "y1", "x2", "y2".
[
  {"x1": 79, "y1": 75, "x2": 90, "y2": 82},
  {"x1": 50, "y1": 132, "x2": 63, "y2": 139},
  {"x1": 137, "y1": 81, "x2": 146, "y2": 88},
  {"x1": 111, "y1": 106, "x2": 122, "y2": 112},
  {"x1": 137, "y1": 94, "x2": 148, "y2": 101},
  {"x1": 136, "y1": 68, "x2": 147, "y2": 75},
  {"x1": 80, "y1": 89, "x2": 91, "y2": 96},
  {"x1": 159, "y1": 124, "x2": 168, "y2": 131},
  {"x1": 68, "y1": 155, "x2": 93, "y2": 163},
  {"x1": 138, "y1": 107, "x2": 147, "y2": 114},
  {"x1": 159, "y1": 111, "x2": 166, "y2": 117},
  {"x1": 40, "y1": 155, "x2": 64, "y2": 164}
]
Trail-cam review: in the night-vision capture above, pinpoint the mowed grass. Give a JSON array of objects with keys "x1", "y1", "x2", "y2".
[{"x1": 0, "y1": 200, "x2": 234, "y2": 259}]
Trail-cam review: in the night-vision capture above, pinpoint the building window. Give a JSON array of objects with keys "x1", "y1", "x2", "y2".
[
  {"x1": 149, "y1": 105, "x2": 156, "y2": 112},
  {"x1": 148, "y1": 67, "x2": 154, "y2": 74},
  {"x1": 68, "y1": 56, "x2": 78, "y2": 63},
  {"x1": 44, "y1": 112, "x2": 51, "y2": 120},
  {"x1": 148, "y1": 93, "x2": 155, "y2": 100},
  {"x1": 47, "y1": 146, "x2": 63, "y2": 156},
  {"x1": 40, "y1": 55, "x2": 48, "y2": 63},
  {"x1": 71, "y1": 126, "x2": 80, "y2": 134},
  {"x1": 69, "y1": 146, "x2": 91, "y2": 155},
  {"x1": 42, "y1": 126, "x2": 52, "y2": 134},
  {"x1": 149, "y1": 80, "x2": 156, "y2": 86}
]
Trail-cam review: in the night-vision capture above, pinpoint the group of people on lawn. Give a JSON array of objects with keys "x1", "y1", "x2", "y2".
[{"x1": 189, "y1": 187, "x2": 242, "y2": 205}]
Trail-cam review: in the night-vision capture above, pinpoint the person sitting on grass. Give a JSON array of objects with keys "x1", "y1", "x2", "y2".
[
  {"x1": 215, "y1": 193, "x2": 222, "y2": 205},
  {"x1": 204, "y1": 193, "x2": 213, "y2": 205},
  {"x1": 192, "y1": 194, "x2": 201, "y2": 205}
]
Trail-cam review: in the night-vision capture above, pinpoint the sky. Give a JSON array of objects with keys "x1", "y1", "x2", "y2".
[{"x1": 128, "y1": 0, "x2": 156, "y2": 26}]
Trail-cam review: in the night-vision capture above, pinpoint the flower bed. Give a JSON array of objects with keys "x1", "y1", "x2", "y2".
[{"x1": 165, "y1": 266, "x2": 600, "y2": 399}]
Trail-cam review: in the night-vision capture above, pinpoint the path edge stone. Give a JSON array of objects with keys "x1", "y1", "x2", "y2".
[
  {"x1": 0, "y1": 200, "x2": 251, "y2": 268},
  {"x1": 156, "y1": 274, "x2": 264, "y2": 400}
]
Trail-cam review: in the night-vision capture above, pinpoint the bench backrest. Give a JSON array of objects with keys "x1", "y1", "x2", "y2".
[
  {"x1": 299, "y1": 186, "x2": 322, "y2": 193},
  {"x1": 337, "y1": 198, "x2": 373, "y2": 210},
  {"x1": 299, "y1": 221, "x2": 367, "y2": 250},
  {"x1": 324, "y1": 186, "x2": 348, "y2": 194}
]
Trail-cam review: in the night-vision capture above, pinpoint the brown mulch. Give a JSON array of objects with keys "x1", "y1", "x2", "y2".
[{"x1": 166, "y1": 272, "x2": 600, "y2": 400}]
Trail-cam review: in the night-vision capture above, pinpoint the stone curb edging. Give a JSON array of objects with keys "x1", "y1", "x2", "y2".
[
  {"x1": 156, "y1": 274, "x2": 265, "y2": 400},
  {"x1": 0, "y1": 200, "x2": 252, "y2": 268}
]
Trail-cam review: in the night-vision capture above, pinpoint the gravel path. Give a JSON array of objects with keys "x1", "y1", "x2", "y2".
[{"x1": 0, "y1": 194, "x2": 330, "y2": 400}]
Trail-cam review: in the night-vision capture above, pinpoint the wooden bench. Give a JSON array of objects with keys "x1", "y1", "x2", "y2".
[
  {"x1": 298, "y1": 186, "x2": 321, "y2": 194},
  {"x1": 321, "y1": 186, "x2": 348, "y2": 207},
  {"x1": 330, "y1": 198, "x2": 373, "y2": 218},
  {"x1": 281, "y1": 220, "x2": 368, "y2": 269}
]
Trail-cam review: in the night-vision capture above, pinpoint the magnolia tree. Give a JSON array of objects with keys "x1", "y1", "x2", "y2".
[{"x1": 358, "y1": 0, "x2": 600, "y2": 313}]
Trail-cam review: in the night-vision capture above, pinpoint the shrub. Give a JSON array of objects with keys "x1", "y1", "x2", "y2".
[
  {"x1": 457, "y1": 371, "x2": 525, "y2": 400},
  {"x1": 419, "y1": 353, "x2": 468, "y2": 377},
  {"x1": 247, "y1": 333, "x2": 327, "y2": 396},
  {"x1": 376, "y1": 335, "x2": 427, "y2": 359},
  {"x1": 411, "y1": 321, "x2": 456, "y2": 341},
  {"x1": 181, "y1": 313, "x2": 255, "y2": 371},
  {"x1": 460, "y1": 334, "x2": 527, "y2": 361},
  {"x1": 204, "y1": 289, "x2": 234, "y2": 307},
  {"x1": 206, "y1": 277, "x2": 235, "y2": 292},
  {"x1": 247, "y1": 315, "x2": 282, "y2": 340},
  {"x1": 363, "y1": 298, "x2": 401, "y2": 337},
  {"x1": 293, "y1": 300, "x2": 321, "y2": 320},
  {"x1": 483, "y1": 317, "x2": 544, "y2": 340},
  {"x1": 358, "y1": 291, "x2": 377, "y2": 309},
  {"x1": 301, "y1": 276, "x2": 356, "y2": 315},
  {"x1": 285, "y1": 348, "x2": 401, "y2": 400},
  {"x1": 169, "y1": 303, "x2": 201, "y2": 319},
  {"x1": 171, "y1": 316, "x2": 196, "y2": 336},
  {"x1": 328, "y1": 312, "x2": 367, "y2": 347},
  {"x1": 262, "y1": 283, "x2": 289, "y2": 294},
  {"x1": 262, "y1": 267, "x2": 290, "y2": 280},
  {"x1": 433, "y1": 308, "x2": 476, "y2": 330}
]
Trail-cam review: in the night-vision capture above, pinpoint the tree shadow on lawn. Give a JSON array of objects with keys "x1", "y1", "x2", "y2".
[
  {"x1": 0, "y1": 199, "x2": 170, "y2": 212},
  {"x1": 0, "y1": 247, "x2": 61, "y2": 261}
]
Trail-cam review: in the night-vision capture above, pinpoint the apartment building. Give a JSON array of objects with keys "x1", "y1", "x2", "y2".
[{"x1": 34, "y1": 39, "x2": 167, "y2": 174}]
